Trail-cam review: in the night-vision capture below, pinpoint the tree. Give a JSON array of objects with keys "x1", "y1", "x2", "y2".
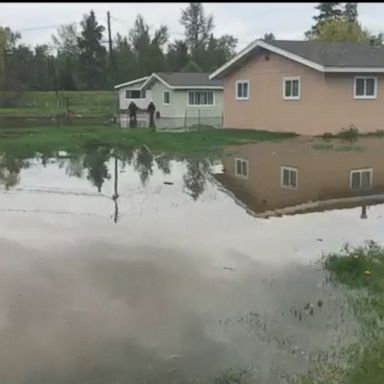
[
  {"x1": 180, "y1": 2, "x2": 214, "y2": 66},
  {"x1": 181, "y1": 59, "x2": 203, "y2": 72},
  {"x1": 129, "y1": 15, "x2": 168, "y2": 77},
  {"x1": 344, "y1": 2, "x2": 358, "y2": 23},
  {"x1": 200, "y1": 34, "x2": 237, "y2": 72},
  {"x1": 308, "y1": 17, "x2": 383, "y2": 45},
  {"x1": 77, "y1": 10, "x2": 107, "y2": 90},
  {"x1": 166, "y1": 39, "x2": 189, "y2": 71},
  {"x1": 306, "y1": 2, "x2": 344, "y2": 39},
  {"x1": 113, "y1": 33, "x2": 137, "y2": 83},
  {"x1": 52, "y1": 23, "x2": 79, "y2": 56},
  {"x1": 263, "y1": 33, "x2": 275, "y2": 42}
]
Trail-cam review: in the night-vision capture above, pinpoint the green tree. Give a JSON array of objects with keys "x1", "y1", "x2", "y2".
[
  {"x1": 181, "y1": 59, "x2": 203, "y2": 72},
  {"x1": 77, "y1": 10, "x2": 107, "y2": 90},
  {"x1": 201, "y1": 34, "x2": 237, "y2": 72},
  {"x1": 129, "y1": 15, "x2": 168, "y2": 77},
  {"x1": 180, "y1": 2, "x2": 214, "y2": 66},
  {"x1": 308, "y1": 17, "x2": 383, "y2": 45},
  {"x1": 166, "y1": 39, "x2": 189, "y2": 71},
  {"x1": 113, "y1": 33, "x2": 137, "y2": 83},
  {"x1": 344, "y1": 2, "x2": 358, "y2": 23},
  {"x1": 306, "y1": 2, "x2": 344, "y2": 39}
]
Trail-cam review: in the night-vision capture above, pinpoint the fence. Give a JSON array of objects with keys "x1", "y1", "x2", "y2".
[{"x1": 119, "y1": 109, "x2": 224, "y2": 131}]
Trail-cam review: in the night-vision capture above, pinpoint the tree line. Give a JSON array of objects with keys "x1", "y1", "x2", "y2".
[
  {"x1": 0, "y1": 2, "x2": 383, "y2": 97},
  {"x1": 0, "y1": 3, "x2": 238, "y2": 95}
]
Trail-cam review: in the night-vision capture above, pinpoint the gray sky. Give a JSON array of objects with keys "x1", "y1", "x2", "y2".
[{"x1": 1, "y1": 2, "x2": 384, "y2": 51}]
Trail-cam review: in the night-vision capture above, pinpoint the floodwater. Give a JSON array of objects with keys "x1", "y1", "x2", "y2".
[{"x1": 0, "y1": 136, "x2": 384, "y2": 383}]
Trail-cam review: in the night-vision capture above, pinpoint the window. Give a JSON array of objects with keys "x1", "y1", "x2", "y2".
[
  {"x1": 354, "y1": 77, "x2": 377, "y2": 99},
  {"x1": 281, "y1": 166, "x2": 298, "y2": 189},
  {"x1": 236, "y1": 81, "x2": 250, "y2": 100},
  {"x1": 283, "y1": 77, "x2": 300, "y2": 100},
  {"x1": 125, "y1": 89, "x2": 143, "y2": 99},
  {"x1": 350, "y1": 168, "x2": 373, "y2": 189},
  {"x1": 235, "y1": 157, "x2": 249, "y2": 178},
  {"x1": 163, "y1": 91, "x2": 170, "y2": 105},
  {"x1": 188, "y1": 90, "x2": 214, "y2": 106}
]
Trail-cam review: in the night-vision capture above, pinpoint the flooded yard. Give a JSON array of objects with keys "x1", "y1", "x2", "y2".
[{"x1": 0, "y1": 135, "x2": 383, "y2": 383}]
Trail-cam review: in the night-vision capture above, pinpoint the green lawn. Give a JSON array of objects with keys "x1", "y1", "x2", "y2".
[
  {"x1": 0, "y1": 125, "x2": 296, "y2": 159},
  {"x1": 296, "y1": 241, "x2": 384, "y2": 384},
  {"x1": 0, "y1": 91, "x2": 116, "y2": 117}
]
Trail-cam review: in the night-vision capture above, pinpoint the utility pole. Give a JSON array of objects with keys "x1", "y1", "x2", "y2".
[{"x1": 107, "y1": 12, "x2": 113, "y2": 59}]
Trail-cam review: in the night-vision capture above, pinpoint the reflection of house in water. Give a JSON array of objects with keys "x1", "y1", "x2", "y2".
[{"x1": 212, "y1": 138, "x2": 384, "y2": 218}]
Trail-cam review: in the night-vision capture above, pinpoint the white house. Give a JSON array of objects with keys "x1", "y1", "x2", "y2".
[{"x1": 114, "y1": 72, "x2": 224, "y2": 129}]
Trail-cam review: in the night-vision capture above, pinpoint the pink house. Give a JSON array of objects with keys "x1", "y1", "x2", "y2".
[{"x1": 209, "y1": 39, "x2": 384, "y2": 135}]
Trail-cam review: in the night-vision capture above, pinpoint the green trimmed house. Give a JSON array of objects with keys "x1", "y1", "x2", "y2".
[{"x1": 114, "y1": 72, "x2": 224, "y2": 129}]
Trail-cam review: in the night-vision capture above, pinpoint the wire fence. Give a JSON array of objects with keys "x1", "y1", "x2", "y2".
[{"x1": 119, "y1": 110, "x2": 224, "y2": 131}]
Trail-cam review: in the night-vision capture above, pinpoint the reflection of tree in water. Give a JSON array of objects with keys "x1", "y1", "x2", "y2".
[
  {"x1": 65, "y1": 154, "x2": 85, "y2": 178},
  {"x1": 0, "y1": 154, "x2": 29, "y2": 190},
  {"x1": 134, "y1": 145, "x2": 154, "y2": 186},
  {"x1": 183, "y1": 159, "x2": 210, "y2": 201},
  {"x1": 83, "y1": 147, "x2": 112, "y2": 192},
  {"x1": 155, "y1": 155, "x2": 172, "y2": 175}
]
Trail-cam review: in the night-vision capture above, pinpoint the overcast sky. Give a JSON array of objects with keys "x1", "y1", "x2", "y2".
[{"x1": 1, "y1": 2, "x2": 384, "y2": 51}]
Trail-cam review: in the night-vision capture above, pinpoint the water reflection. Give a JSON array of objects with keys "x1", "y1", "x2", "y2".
[{"x1": 213, "y1": 137, "x2": 384, "y2": 218}]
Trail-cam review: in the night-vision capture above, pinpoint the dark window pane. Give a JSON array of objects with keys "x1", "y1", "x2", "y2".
[
  {"x1": 189, "y1": 92, "x2": 194, "y2": 105},
  {"x1": 207, "y1": 92, "x2": 213, "y2": 105},
  {"x1": 237, "y1": 83, "x2": 242, "y2": 97},
  {"x1": 285, "y1": 81, "x2": 292, "y2": 97},
  {"x1": 292, "y1": 80, "x2": 299, "y2": 97},
  {"x1": 351, "y1": 172, "x2": 361, "y2": 189},
  {"x1": 283, "y1": 169, "x2": 290, "y2": 186},
  {"x1": 366, "y1": 79, "x2": 375, "y2": 96},
  {"x1": 236, "y1": 160, "x2": 242, "y2": 175},
  {"x1": 355, "y1": 79, "x2": 365, "y2": 96},
  {"x1": 242, "y1": 161, "x2": 247, "y2": 176},
  {"x1": 362, "y1": 171, "x2": 371, "y2": 188},
  {"x1": 290, "y1": 170, "x2": 297, "y2": 187},
  {"x1": 243, "y1": 83, "x2": 248, "y2": 97}
]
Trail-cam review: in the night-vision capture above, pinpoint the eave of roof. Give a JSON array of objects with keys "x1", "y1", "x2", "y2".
[
  {"x1": 114, "y1": 76, "x2": 149, "y2": 89},
  {"x1": 142, "y1": 72, "x2": 223, "y2": 90},
  {"x1": 209, "y1": 40, "x2": 384, "y2": 79}
]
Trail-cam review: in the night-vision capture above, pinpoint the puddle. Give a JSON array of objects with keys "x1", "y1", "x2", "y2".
[{"x1": 0, "y1": 136, "x2": 383, "y2": 383}]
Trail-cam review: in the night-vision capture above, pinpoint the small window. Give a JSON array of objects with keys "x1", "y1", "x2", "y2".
[
  {"x1": 284, "y1": 77, "x2": 300, "y2": 100},
  {"x1": 354, "y1": 77, "x2": 377, "y2": 99},
  {"x1": 235, "y1": 157, "x2": 249, "y2": 178},
  {"x1": 281, "y1": 166, "x2": 298, "y2": 189},
  {"x1": 126, "y1": 89, "x2": 143, "y2": 99},
  {"x1": 350, "y1": 169, "x2": 373, "y2": 189},
  {"x1": 188, "y1": 90, "x2": 214, "y2": 106},
  {"x1": 163, "y1": 91, "x2": 170, "y2": 105},
  {"x1": 236, "y1": 81, "x2": 250, "y2": 100}
]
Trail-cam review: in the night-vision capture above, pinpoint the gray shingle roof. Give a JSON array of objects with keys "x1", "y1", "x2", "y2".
[
  {"x1": 154, "y1": 72, "x2": 223, "y2": 87},
  {"x1": 269, "y1": 40, "x2": 384, "y2": 67}
]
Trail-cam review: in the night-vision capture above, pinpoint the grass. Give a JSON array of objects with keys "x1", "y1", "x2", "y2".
[
  {"x1": 0, "y1": 125, "x2": 296, "y2": 159},
  {"x1": 296, "y1": 241, "x2": 384, "y2": 384},
  {"x1": 0, "y1": 91, "x2": 116, "y2": 117}
]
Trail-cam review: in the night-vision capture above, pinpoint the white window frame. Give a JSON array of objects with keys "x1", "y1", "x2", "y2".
[
  {"x1": 125, "y1": 89, "x2": 144, "y2": 99},
  {"x1": 349, "y1": 168, "x2": 373, "y2": 190},
  {"x1": 353, "y1": 76, "x2": 378, "y2": 100},
  {"x1": 187, "y1": 90, "x2": 215, "y2": 107},
  {"x1": 235, "y1": 80, "x2": 250, "y2": 100},
  {"x1": 234, "y1": 157, "x2": 249, "y2": 179},
  {"x1": 280, "y1": 166, "x2": 299, "y2": 190},
  {"x1": 283, "y1": 77, "x2": 301, "y2": 100},
  {"x1": 163, "y1": 91, "x2": 170, "y2": 105}
]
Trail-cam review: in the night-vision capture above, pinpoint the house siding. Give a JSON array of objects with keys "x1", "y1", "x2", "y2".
[
  {"x1": 222, "y1": 52, "x2": 384, "y2": 135},
  {"x1": 149, "y1": 80, "x2": 224, "y2": 119},
  {"x1": 118, "y1": 79, "x2": 150, "y2": 110}
]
